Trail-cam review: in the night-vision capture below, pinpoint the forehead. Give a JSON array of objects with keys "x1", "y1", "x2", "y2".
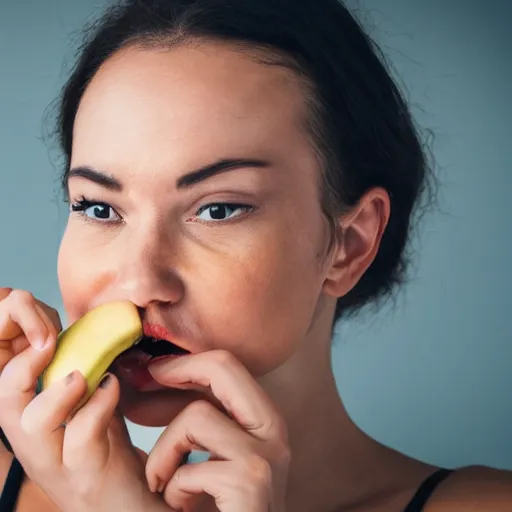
[{"x1": 71, "y1": 42, "x2": 310, "y2": 169}]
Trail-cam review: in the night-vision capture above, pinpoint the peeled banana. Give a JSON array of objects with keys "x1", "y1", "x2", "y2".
[{"x1": 39, "y1": 300, "x2": 143, "y2": 413}]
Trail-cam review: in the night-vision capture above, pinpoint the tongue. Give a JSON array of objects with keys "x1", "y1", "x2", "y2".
[
  {"x1": 112, "y1": 346, "x2": 187, "y2": 391},
  {"x1": 111, "y1": 349, "x2": 156, "y2": 390},
  {"x1": 114, "y1": 347, "x2": 152, "y2": 367}
]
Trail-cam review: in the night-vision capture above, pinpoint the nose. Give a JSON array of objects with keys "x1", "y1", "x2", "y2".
[{"x1": 104, "y1": 236, "x2": 185, "y2": 311}]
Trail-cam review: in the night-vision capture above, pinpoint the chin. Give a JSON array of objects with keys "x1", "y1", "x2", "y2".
[{"x1": 118, "y1": 384, "x2": 207, "y2": 427}]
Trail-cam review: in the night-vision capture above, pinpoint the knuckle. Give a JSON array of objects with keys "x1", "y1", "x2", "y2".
[
  {"x1": 264, "y1": 412, "x2": 288, "y2": 439},
  {"x1": 274, "y1": 417, "x2": 290, "y2": 446},
  {"x1": 0, "y1": 288, "x2": 12, "y2": 302},
  {"x1": 9, "y1": 289, "x2": 35, "y2": 306},
  {"x1": 20, "y1": 412, "x2": 40, "y2": 436},
  {"x1": 41, "y1": 305, "x2": 62, "y2": 331},
  {"x1": 273, "y1": 440, "x2": 291, "y2": 467},
  {"x1": 257, "y1": 412, "x2": 289, "y2": 446},
  {"x1": 24, "y1": 325, "x2": 44, "y2": 340},
  {"x1": 209, "y1": 349, "x2": 236, "y2": 367},
  {"x1": 184, "y1": 399, "x2": 214, "y2": 422},
  {"x1": 242, "y1": 454, "x2": 272, "y2": 486}
]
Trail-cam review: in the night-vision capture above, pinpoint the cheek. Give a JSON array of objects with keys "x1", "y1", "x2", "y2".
[
  {"x1": 192, "y1": 231, "x2": 323, "y2": 376},
  {"x1": 57, "y1": 227, "x2": 109, "y2": 322}
]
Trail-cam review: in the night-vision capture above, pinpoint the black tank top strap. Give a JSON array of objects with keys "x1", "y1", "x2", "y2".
[
  {"x1": 1, "y1": 428, "x2": 25, "y2": 512},
  {"x1": 0, "y1": 456, "x2": 24, "y2": 511},
  {"x1": 0, "y1": 427, "x2": 12, "y2": 454},
  {"x1": 402, "y1": 468, "x2": 454, "y2": 512}
]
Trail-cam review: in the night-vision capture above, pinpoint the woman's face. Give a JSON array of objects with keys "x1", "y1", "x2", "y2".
[{"x1": 58, "y1": 42, "x2": 335, "y2": 425}]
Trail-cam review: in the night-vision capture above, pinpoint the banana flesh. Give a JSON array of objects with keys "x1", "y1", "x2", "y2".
[{"x1": 40, "y1": 300, "x2": 143, "y2": 413}]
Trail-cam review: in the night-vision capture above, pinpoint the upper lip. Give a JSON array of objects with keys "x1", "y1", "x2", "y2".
[
  {"x1": 143, "y1": 322, "x2": 175, "y2": 341},
  {"x1": 142, "y1": 322, "x2": 191, "y2": 352}
]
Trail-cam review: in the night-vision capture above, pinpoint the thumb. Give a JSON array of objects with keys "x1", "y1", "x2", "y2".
[
  {"x1": 108, "y1": 409, "x2": 149, "y2": 471},
  {"x1": 107, "y1": 406, "x2": 134, "y2": 451}
]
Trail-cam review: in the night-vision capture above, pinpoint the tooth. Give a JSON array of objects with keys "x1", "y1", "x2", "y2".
[{"x1": 39, "y1": 300, "x2": 142, "y2": 414}]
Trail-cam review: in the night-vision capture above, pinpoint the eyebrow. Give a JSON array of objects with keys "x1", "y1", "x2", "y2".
[
  {"x1": 176, "y1": 158, "x2": 269, "y2": 188},
  {"x1": 65, "y1": 166, "x2": 122, "y2": 191},
  {"x1": 66, "y1": 158, "x2": 270, "y2": 191}
]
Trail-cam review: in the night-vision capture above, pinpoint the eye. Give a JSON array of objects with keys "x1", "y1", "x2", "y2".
[
  {"x1": 70, "y1": 197, "x2": 120, "y2": 222},
  {"x1": 195, "y1": 203, "x2": 252, "y2": 222}
]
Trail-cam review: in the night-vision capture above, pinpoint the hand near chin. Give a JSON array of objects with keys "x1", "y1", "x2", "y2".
[
  {"x1": 145, "y1": 350, "x2": 291, "y2": 512},
  {"x1": 0, "y1": 288, "x2": 171, "y2": 512}
]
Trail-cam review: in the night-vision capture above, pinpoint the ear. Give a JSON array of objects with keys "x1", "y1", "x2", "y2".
[{"x1": 322, "y1": 187, "x2": 390, "y2": 298}]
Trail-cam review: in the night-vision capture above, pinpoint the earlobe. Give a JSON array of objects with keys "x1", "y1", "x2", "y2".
[{"x1": 322, "y1": 187, "x2": 390, "y2": 298}]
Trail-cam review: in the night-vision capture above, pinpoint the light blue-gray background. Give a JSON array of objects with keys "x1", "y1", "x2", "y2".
[{"x1": 1, "y1": 1, "x2": 510, "y2": 469}]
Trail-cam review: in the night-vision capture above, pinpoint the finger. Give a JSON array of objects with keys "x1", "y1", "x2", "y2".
[
  {"x1": 146, "y1": 399, "x2": 257, "y2": 493},
  {"x1": 63, "y1": 373, "x2": 119, "y2": 471},
  {"x1": 0, "y1": 370, "x2": 84, "y2": 473},
  {"x1": 0, "y1": 331, "x2": 56, "y2": 398},
  {"x1": 148, "y1": 350, "x2": 286, "y2": 442},
  {"x1": 34, "y1": 303, "x2": 61, "y2": 345},
  {"x1": 13, "y1": 370, "x2": 87, "y2": 468},
  {"x1": 0, "y1": 334, "x2": 57, "y2": 444},
  {"x1": 0, "y1": 290, "x2": 54, "y2": 351},
  {"x1": 162, "y1": 459, "x2": 272, "y2": 512},
  {"x1": 108, "y1": 409, "x2": 151, "y2": 471},
  {"x1": 0, "y1": 334, "x2": 25, "y2": 374},
  {"x1": 21, "y1": 369, "x2": 87, "y2": 434},
  {"x1": 0, "y1": 287, "x2": 12, "y2": 301},
  {"x1": 161, "y1": 475, "x2": 207, "y2": 512},
  {"x1": 107, "y1": 406, "x2": 137, "y2": 456}
]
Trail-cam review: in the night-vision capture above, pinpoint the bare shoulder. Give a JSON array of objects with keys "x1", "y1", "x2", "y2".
[{"x1": 425, "y1": 465, "x2": 512, "y2": 511}]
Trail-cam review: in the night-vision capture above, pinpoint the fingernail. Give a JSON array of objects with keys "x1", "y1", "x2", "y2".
[
  {"x1": 65, "y1": 370, "x2": 77, "y2": 385},
  {"x1": 157, "y1": 479, "x2": 166, "y2": 493},
  {"x1": 150, "y1": 477, "x2": 161, "y2": 493},
  {"x1": 33, "y1": 338, "x2": 47, "y2": 352},
  {"x1": 99, "y1": 373, "x2": 112, "y2": 389}
]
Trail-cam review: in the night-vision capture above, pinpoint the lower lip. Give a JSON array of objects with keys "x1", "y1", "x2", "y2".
[{"x1": 112, "y1": 350, "x2": 182, "y2": 391}]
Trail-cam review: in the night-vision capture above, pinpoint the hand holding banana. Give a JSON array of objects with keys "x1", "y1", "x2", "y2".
[
  {"x1": 0, "y1": 289, "x2": 169, "y2": 512},
  {"x1": 0, "y1": 288, "x2": 290, "y2": 512}
]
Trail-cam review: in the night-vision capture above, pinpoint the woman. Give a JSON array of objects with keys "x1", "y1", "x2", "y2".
[{"x1": 0, "y1": 0, "x2": 510, "y2": 510}]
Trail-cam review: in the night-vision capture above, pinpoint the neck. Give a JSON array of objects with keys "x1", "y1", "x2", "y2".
[{"x1": 259, "y1": 314, "x2": 425, "y2": 511}]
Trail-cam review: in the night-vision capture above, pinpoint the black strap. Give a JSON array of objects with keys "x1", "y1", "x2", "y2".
[
  {"x1": 0, "y1": 429, "x2": 12, "y2": 454},
  {"x1": 1, "y1": 428, "x2": 24, "y2": 511},
  {"x1": 0, "y1": 457, "x2": 24, "y2": 512},
  {"x1": 403, "y1": 468, "x2": 454, "y2": 512}
]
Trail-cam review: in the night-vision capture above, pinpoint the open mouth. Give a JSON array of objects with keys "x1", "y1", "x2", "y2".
[
  {"x1": 112, "y1": 337, "x2": 190, "y2": 391},
  {"x1": 134, "y1": 335, "x2": 190, "y2": 358}
]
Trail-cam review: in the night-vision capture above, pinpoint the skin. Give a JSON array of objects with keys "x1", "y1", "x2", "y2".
[{"x1": 1, "y1": 42, "x2": 511, "y2": 511}]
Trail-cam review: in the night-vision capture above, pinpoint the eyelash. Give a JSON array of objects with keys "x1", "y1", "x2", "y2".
[
  {"x1": 69, "y1": 195, "x2": 255, "y2": 225},
  {"x1": 70, "y1": 196, "x2": 120, "y2": 224}
]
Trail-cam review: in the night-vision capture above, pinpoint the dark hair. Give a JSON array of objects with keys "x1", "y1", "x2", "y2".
[{"x1": 54, "y1": 0, "x2": 436, "y2": 323}]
